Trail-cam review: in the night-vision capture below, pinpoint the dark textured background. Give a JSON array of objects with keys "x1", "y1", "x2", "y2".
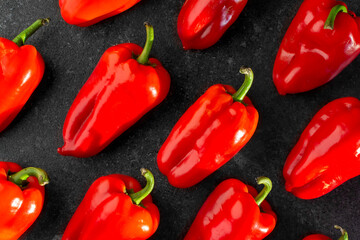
[{"x1": 0, "y1": 0, "x2": 359, "y2": 239}]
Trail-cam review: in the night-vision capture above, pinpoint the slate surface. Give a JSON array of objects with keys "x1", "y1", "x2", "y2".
[{"x1": 0, "y1": 0, "x2": 359, "y2": 239}]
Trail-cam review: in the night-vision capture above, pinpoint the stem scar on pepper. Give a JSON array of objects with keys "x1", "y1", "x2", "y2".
[
  {"x1": 324, "y1": 5, "x2": 348, "y2": 30},
  {"x1": 8, "y1": 167, "x2": 50, "y2": 187},
  {"x1": 129, "y1": 168, "x2": 155, "y2": 206},
  {"x1": 254, "y1": 176, "x2": 272, "y2": 206},
  {"x1": 12, "y1": 18, "x2": 50, "y2": 47}
]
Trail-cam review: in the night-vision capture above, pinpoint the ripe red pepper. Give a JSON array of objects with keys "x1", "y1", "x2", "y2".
[
  {"x1": 184, "y1": 177, "x2": 276, "y2": 240},
  {"x1": 303, "y1": 226, "x2": 348, "y2": 240},
  {"x1": 62, "y1": 168, "x2": 159, "y2": 240},
  {"x1": 0, "y1": 161, "x2": 49, "y2": 240},
  {"x1": 59, "y1": 0, "x2": 140, "y2": 27},
  {"x1": 58, "y1": 24, "x2": 170, "y2": 158},
  {"x1": 284, "y1": 97, "x2": 360, "y2": 199},
  {"x1": 0, "y1": 19, "x2": 49, "y2": 133},
  {"x1": 157, "y1": 67, "x2": 258, "y2": 188},
  {"x1": 177, "y1": 0, "x2": 247, "y2": 50},
  {"x1": 273, "y1": 0, "x2": 360, "y2": 95}
]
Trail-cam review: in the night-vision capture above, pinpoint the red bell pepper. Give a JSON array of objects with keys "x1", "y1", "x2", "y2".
[
  {"x1": 62, "y1": 168, "x2": 159, "y2": 240},
  {"x1": 58, "y1": 23, "x2": 170, "y2": 158},
  {"x1": 177, "y1": 0, "x2": 247, "y2": 50},
  {"x1": 284, "y1": 97, "x2": 360, "y2": 199},
  {"x1": 157, "y1": 67, "x2": 258, "y2": 188},
  {"x1": 184, "y1": 177, "x2": 276, "y2": 240},
  {"x1": 59, "y1": 0, "x2": 140, "y2": 27},
  {"x1": 0, "y1": 19, "x2": 49, "y2": 133},
  {"x1": 273, "y1": 0, "x2": 360, "y2": 95},
  {"x1": 303, "y1": 226, "x2": 348, "y2": 240},
  {"x1": 0, "y1": 161, "x2": 49, "y2": 240}
]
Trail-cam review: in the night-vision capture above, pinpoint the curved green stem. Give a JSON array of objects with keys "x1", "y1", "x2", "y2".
[
  {"x1": 335, "y1": 225, "x2": 348, "y2": 240},
  {"x1": 8, "y1": 167, "x2": 49, "y2": 187},
  {"x1": 137, "y1": 23, "x2": 154, "y2": 65},
  {"x1": 254, "y1": 176, "x2": 272, "y2": 206},
  {"x1": 129, "y1": 168, "x2": 155, "y2": 205},
  {"x1": 232, "y1": 67, "x2": 254, "y2": 102},
  {"x1": 324, "y1": 5, "x2": 348, "y2": 30},
  {"x1": 12, "y1": 18, "x2": 50, "y2": 47}
]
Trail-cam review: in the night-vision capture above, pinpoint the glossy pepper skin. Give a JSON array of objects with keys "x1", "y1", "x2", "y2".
[
  {"x1": 273, "y1": 0, "x2": 360, "y2": 95},
  {"x1": 62, "y1": 168, "x2": 159, "y2": 240},
  {"x1": 177, "y1": 0, "x2": 247, "y2": 50},
  {"x1": 59, "y1": 0, "x2": 140, "y2": 27},
  {"x1": 303, "y1": 226, "x2": 348, "y2": 240},
  {"x1": 158, "y1": 67, "x2": 258, "y2": 188},
  {"x1": 58, "y1": 24, "x2": 170, "y2": 158},
  {"x1": 0, "y1": 19, "x2": 49, "y2": 133},
  {"x1": 0, "y1": 161, "x2": 49, "y2": 240},
  {"x1": 185, "y1": 177, "x2": 276, "y2": 240},
  {"x1": 284, "y1": 97, "x2": 360, "y2": 199}
]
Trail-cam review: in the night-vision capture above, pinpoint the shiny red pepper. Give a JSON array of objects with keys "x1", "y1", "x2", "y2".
[
  {"x1": 177, "y1": 0, "x2": 247, "y2": 50},
  {"x1": 58, "y1": 24, "x2": 170, "y2": 158},
  {"x1": 0, "y1": 19, "x2": 49, "y2": 133},
  {"x1": 284, "y1": 97, "x2": 360, "y2": 199},
  {"x1": 184, "y1": 177, "x2": 276, "y2": 240},
  {"x1": 157, "y1": 67, "x2": 258, "y2": 188},
  {"x1": 62, "y1": 168, "x2": 159, "y2": 240},
  {"x1": 59, "y1": 0, "x2": 140, "y2": 27},
  {"x1": 0, "y1": 161, "x2": 49, "y2": 240},
  {"x1": 303, "y1": 226, "x2": 348, "y2": 240},
  {"x1": 273, "y1": 0, "x2": 360, "y2": 95}
]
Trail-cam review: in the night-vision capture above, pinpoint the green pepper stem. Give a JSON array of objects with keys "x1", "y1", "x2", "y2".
[
  {"x1": 12, "y1": 18, "x2": 50, "y2": 47},
  {"x1": 129, "y1": 168, "x2": 155, "y2": 205},
  {"x1": 335, "y1": 225, "x2": 348, "y2": 240},
  {"x1": 8, "y1": 167, "x2": 49, "y2": 187},
  {"x1": 254, "y1": 176, "x2": 272, "y2": 206},
  {"x1": 324, "y1": 5, "x2": 348, "y2": 30},
  {"x1": 136, "y1": 23, "x2": 154, "y2": 65},
  {"x1": 232, "y1": 67, "x2": 254, "y2": 102}
]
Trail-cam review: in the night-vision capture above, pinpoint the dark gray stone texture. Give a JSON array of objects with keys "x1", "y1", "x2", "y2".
[{"x1": 0, "y1": 0, "x2": 359, "y2": 239}]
